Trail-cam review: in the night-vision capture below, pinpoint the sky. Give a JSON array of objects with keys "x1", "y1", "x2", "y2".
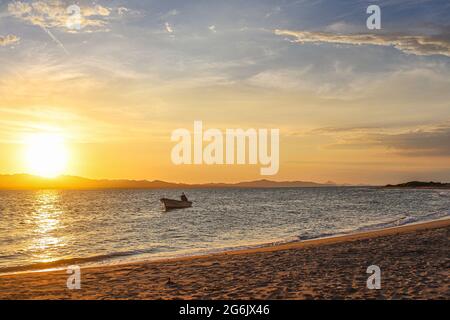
[{"x1": 0, "y1": 0, "x2": 449, "y2": 184}]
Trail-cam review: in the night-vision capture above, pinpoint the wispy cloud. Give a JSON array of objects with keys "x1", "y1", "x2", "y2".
[
  {"x1": 0, "y1": 34, "x2": 20, "y2": 46},
  {"x1": 265, "y1": 6, "x2": 281, "y2": 18},
  {"x1": 322, "y1": 124, "x2": 450, "y2": 157},
  {"x1": 117, "y1": 7, "x2": 129, "y2": 16},
  {"x1": 165, "y1": 22, "x2": 174, "y2": 34},
  {"x1": 208, "y1": 25, "x2": 216, "y2": 33},
  {"x1": 7, "y1": 1, "x2": 131, "y2": 54},
  {"x1": 41, "y1": 25, "x2": 69, "y2": 54},
  {"x1": 375, "y1": 125, "x2": 450, "y2": 156},
  {"x1": 161, "y1": 9, "x2": 178, "y2": 20},
  {"x1": 275, "y1": 29, "x2": 450, "y2": 57},
  {"x1": 7, "y1": 1, "x2": 125, "y2": 33}
]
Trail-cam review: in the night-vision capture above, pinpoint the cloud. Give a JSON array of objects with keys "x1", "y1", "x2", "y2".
[
  {"x1": 82, "y1": 4, "x2": 111, "y2": 17},
  {"x1": 246, "y1": 67, "x2": 313, "y2": 90},
  {"x1": 161, "y1": 9, "x2": 178, "y2": 19},
  {"x1": 265, "y1": 6, "x2": 281, "y2": 18},
  {"x1": 117, "y1": 7, "x2": 129, "y2": 16},
  {"x1": 324, "y1": 22, "x2": 362, "y2": 34},
  {"x1": 7, "y1": 1, "x2": 125, "y2": 32},
  {"x1": 165, "y1": 22, "x2": 174, "y2": 33},
  {"x1": 322, "y1": 124, "x2": 450, "y2": 157},
  {"x1": 375, "y1": 125, "x2": 450, "y2": 156},
  {"x1": 0, "y1": 34, "x2": 20, "y2": 46},
  {"x1": 208, "y1": 25, "x2": 216, "y2": 33},
  {"x1": 275, "y1": 29, "x2": 450, "y2": 57}
]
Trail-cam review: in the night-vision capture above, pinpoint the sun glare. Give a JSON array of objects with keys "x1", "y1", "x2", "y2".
[{"x1": 24, "y1": 133, "x2": 68, "y2": 178}]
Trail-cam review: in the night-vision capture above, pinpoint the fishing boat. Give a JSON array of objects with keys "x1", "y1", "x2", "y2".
[{"x1": 160, "y1": 198, "x2": 192, "y2": 211}]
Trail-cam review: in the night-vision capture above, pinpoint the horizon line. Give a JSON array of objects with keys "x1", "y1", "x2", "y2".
[{"x1": 0, "y1": 173, "x2": 378, "y2": 188}]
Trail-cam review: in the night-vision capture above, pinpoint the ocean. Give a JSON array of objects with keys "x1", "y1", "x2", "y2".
[{"x1": 0, "y1": 187, "x2": 449, "y2": 274}]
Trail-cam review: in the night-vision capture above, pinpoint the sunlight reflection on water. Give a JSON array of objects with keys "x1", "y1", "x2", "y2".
[{"x1": 27, "y1": 190, "x2": 65, "y2": 263}]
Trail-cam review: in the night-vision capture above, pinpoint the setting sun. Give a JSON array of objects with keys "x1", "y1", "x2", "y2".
[{"x1": 24, "y1": 133, "x2": 68, "y2": 178}]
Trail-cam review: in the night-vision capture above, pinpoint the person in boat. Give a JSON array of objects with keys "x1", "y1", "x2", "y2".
[{"x1": 180, "y1": 192, "x2": 188, "y2": 202}]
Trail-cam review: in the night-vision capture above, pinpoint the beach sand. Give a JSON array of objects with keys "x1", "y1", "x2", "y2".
[{"x1": 0, "y1": 219, "x2": 448, "y2": 300}]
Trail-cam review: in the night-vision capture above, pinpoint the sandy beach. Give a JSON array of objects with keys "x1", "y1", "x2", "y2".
[{"x1": 0, "y1": 218, "x2": 448, "y2": 300}]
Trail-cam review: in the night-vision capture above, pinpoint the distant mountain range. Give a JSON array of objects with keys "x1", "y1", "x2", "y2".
[
  {"x1": 0, "y1": 174, "x2": 342, "y2": 190},
  {"x1": 385, "y1": 181, "x2": 450, "y2": 189},
  {"x1": 0, "y1": 174, "x2": 339, "y2": 190},
  {"x1": 2, "y1": 175, "x2": 447, "y2": 191}
]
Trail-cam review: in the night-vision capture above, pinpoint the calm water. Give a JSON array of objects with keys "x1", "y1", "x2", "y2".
[{"x1": 0, "y1": 187, "x2": 449, "y2": 273}]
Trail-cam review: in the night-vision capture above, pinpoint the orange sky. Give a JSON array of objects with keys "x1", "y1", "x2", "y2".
[{"x1": 1, "y1": 0, "x2": 449, "y2": 184}]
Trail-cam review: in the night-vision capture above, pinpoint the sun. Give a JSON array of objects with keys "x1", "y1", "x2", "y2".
[{"x1": 24, "y1": 133, "x2": 69, "y2": 178}]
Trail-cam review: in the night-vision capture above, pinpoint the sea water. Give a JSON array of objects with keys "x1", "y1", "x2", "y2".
[{"x1": 0, "y1": 187, "x2": 449, "y2": 273}]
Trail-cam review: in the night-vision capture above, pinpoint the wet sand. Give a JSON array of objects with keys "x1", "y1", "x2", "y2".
[{"x1": 0, "y1": 218, "x2": 449, "y2": 300}]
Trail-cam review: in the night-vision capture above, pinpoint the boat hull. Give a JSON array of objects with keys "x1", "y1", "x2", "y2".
[{"x1": 160, "y1": 198, "x2": 192, "y2": 211}]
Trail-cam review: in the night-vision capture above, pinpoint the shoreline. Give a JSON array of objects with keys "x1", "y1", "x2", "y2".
[
  {"x1": 2, "y1": 216, "x2": 449, "y2": 277},
  {"x1": 0, "y1": 216, "x2": 450, "y2": 278},
  {"x1": 0, "y1": 217, "x2": 449, "y2": 299}
]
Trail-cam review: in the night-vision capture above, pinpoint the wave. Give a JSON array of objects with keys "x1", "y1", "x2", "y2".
[
  {"x1": 298, "y1": 210, "x2": 449, "y2": 241},
  {"x1": 0, "y1": 248, "x2": 159, "y2": 275},
  {"x1": 1, "y1": 211, "x2": 448, "y2": 275}
]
